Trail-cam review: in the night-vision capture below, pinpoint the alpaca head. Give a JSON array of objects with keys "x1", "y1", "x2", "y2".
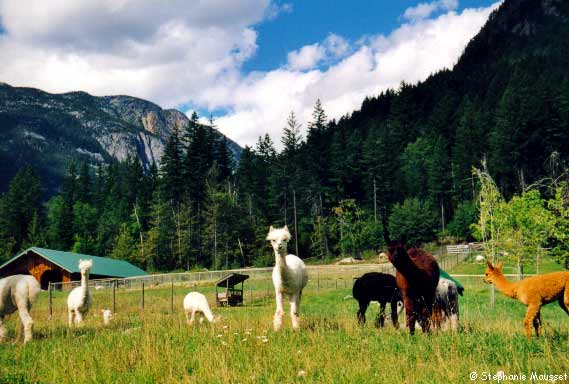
[
  {"x1": 266, "y1": 226, "x2": 291, "y2": 255},
  {"x1": 483, "y1": 260, "x2": 504, "y2": 284},
  {"x1": 78, "y1": 259, "x2": 93, "y2": 274}
]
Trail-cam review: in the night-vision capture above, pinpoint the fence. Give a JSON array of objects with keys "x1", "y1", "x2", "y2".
[{"x1": 46, "y1": 245, "x2": 477, "y2": 319}]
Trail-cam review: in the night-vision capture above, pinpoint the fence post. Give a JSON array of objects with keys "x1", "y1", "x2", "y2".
[
  {"x1": 113, "y1": 280, "x2": 116, "y2": 313},
  {"x1": 171, "y1": 278, "x2": 174, "y2": 313},
  {"x1": 141, "y1": 282, "x2": 145, "y2": 310},
  {"x1": 317, "y1": 269, "x2": 320, "y2": 291},
  {"x1": 49, "y1": 282, "x2": 53, "y2": 320}
]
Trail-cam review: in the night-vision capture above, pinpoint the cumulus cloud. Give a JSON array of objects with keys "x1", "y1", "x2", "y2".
[
  {"x1": 286, "y1": 34, "x2": 349, "y2": 71},
  {"x1": 211, "y1": 2, "x2": 501, "y2": 148},
  {"x1": 0, "y1": 0, "x2": 501, "y2": 150},
  {"x1": 402, "y1": 0, "x2": 459, "y2": 22},
  {"x1": 0, "y1": 0, "x2": 268, "y2": 106}
]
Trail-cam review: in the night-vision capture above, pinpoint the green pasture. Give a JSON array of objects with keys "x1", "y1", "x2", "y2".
[{"x1": 1, "y1": 265, "x2": 568, "y2": 383}]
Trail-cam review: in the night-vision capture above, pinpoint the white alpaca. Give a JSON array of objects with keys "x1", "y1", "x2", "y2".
[
  {"x1": 67, "y1": 259, "x2": 93, "y2": 326},
  {"x1": 102, "y1": 309, "x2": 112, "y2": 326},
  {"x1": 0, "y1": 275, "x2": 40, "y2": 343},
  {"x1": 267, "y1": 225, "x2": 308, "y2": 331},
  {"x1": 183, "y1": 292, "x2": 218, "y2": 325}
]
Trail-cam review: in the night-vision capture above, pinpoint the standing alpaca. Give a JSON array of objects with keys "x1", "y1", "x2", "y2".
[
  {"x1": 352, "y1": 272, "x2": 402, "y2": 328},
  {"x1": 484, "y1": 260, "x2": 569, "y2": 338},
  {"x1": 382, "y1": 213, "x2": 440, "y2": 334},
  {"x1": 433, "y1": 278, "x2": 461, "y2": 331},
  {"x1": 0, "y1": 275, "x2": 41, "y2": 343},
  {"x1": 267, "y1": 226, "x2": 308, "y2": 331},
  {"x1": 67, "y1": 259, "x2": 93, "y2": 326},
  {"x1": 183, "y1": 292, "x2": 219, "y2": 325}
]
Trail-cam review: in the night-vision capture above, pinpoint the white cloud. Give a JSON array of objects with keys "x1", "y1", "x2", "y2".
[
  {"x1": 287, "y1": 34, "x2": 350, "y2": 71},
  {"x1": 0, "y1": 0, "x2": 501, "y2": 151},
  {"x1": 0, "y1": 0, "x2": 269, "y2": 106},
  {"x1": 402, "y1": 0, "x2": 459, "y2": 22},
  {"x1": 211, "y1": 2, "x2": 501, "y2": 148}
]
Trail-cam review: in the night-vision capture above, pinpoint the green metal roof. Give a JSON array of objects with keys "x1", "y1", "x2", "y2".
[{"x1": 0, "y1": 247, "x2": 147, "y2": 277}]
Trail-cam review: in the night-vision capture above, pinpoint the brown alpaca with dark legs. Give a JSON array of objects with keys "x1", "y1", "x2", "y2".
[
  {"x1": 387, "y1": 243, "x2": 440, "y2": 334},
  {"x1": 484, "y1": 260, "x2": 569, "y2": 338},
  {"x1": 382, "y1": 210, "x2": 440, "y2": 334}
]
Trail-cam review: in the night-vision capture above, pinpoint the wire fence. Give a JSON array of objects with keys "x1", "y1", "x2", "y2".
[{"x1": 46, "y1": 246, "x2": 477, "y2": 320}]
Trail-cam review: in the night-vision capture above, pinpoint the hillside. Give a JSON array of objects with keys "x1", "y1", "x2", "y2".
[{"x1": 0, "y1": 83, "x2": 242, "y2": 195}]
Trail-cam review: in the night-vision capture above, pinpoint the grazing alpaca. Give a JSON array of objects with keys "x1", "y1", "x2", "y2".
[
  {"x1": 352, "y1": 272, "x2": 402, "y2": 328},
  {"x1": 0, "y1": 275, "x2": 41, "y2": 343},
  {"x1": 67, "y1": 259, "x2": 93, "y2": 326},
  {"x1": 183, "y1": 292, "x2": 218, "y2": 325},
  {"x1": 433, "y1": 278, "x2": 461, "y2": 331},
  {"x1": 267, "y1": 225, "x2": 308, "y2": 331},
  {"x1": 484, "y1": 260, "x2": 569, "y2": 338},
  {"x1": 382, "y1": 213, "x2": 440, "y2": 334}
]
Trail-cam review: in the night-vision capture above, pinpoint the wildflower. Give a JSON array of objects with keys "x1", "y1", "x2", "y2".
[
  {"x1": 298, "y1": 370, "x2": 306, "y2": 377},
  {"x1": 216, "y1": 334, "x2": 223, "y2": 338}
]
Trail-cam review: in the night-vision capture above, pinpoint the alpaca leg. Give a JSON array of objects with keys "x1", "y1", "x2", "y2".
[
  {"x1": 74, "y1": 311, "x2": 84, "y2": 326},
  {"x1": 533, "y1": 311, "x2": 542, "y2": 337},
  {"x1": 18, "y1": 308, "x2": 34, "y2": 343},
  {"x1": 273, "y1": 291, "x2": 284, "y2": 331},
  {"x1": 0, "y1": 316, "x2": 6, "y2": 342},
  {"x1": 390, "y1": 300, "x2": 400, "y2": 329},
  {"x1": 357, "y1": 301, "x2": 369, "y2": 325},
  {"x1": 559, "y1": 296, "x2": 569, "y2": 316},
  {"x1": 375, "y1": 302, "x2": 386, "y2": 328},
  {"x1": 523, "y1": 304, "x2": 540, "y2": 339},
  {"x1": 68, "y1": 310, "x2": 75, "y2": 327},
  {"x1": 404, "y1": 298, "x2": 417, "y2": 335},
  {"x1": 290, "y1": 294, "x2": 301, "y2": 330}
]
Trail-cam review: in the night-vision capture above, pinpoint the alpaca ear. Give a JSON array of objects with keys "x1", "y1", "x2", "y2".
[
  {"x1": 284, "y1": 225, "x2": 289, "y2": 232},
  {"x1": 486, "y1": 259, "x2": 494, "y2": 270},
  {"x1": 269, "y1": 226, "x2": 275, "y2": 232},
  {"x1": 495, "y1": 261, "x2": 503, "y2": 270}
]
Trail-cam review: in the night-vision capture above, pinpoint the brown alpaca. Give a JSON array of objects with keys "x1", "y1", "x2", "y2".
[
  {"x1": 387, "y1": 243, "x2": 440, "y2": 334},
  {"x1": 484, "y1": 260, "x2": 569, "y2": 338}
]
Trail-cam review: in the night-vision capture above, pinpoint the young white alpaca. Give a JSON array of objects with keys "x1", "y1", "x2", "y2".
[
  {"x1": 267, "y1": 225, "x2": 308, "y2": 331},
  {"x1": 67, "y1": 259, "x2": 93, "y2": 326},
  {"x1": 183, "y1": 292, "x2": 218, "y2": 325},
  {"x1": 102, "y1": 309, "x2": 112, "y2": 326},
  {"x1": 0, "y1": 275, "x2": 41, "y2": 343}
]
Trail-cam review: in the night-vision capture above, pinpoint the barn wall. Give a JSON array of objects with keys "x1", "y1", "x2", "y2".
[{"x1": 0, "y1": 251, "x2": 70, "y2": 289}]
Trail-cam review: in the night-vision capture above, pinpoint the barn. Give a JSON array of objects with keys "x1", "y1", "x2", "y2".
[{"x1": 0, "y1": 247, "x2": 147, "y2": 289}]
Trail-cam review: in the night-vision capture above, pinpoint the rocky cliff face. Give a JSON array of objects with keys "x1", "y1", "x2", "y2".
[{"x1": 0, "y1": 83, "x2": 242, "y2": 194}]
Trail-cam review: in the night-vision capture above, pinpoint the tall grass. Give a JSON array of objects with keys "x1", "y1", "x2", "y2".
[{"x1": 1, "y1": 275, "x2": 568, "y2": 383}]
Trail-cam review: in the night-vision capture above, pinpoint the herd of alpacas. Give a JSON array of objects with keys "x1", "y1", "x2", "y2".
[{"x1": 1, "y1": 224, "x2": 568, "y2": 343}]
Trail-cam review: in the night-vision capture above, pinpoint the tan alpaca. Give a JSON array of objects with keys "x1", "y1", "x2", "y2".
[{"x1": 484, "y1": 260, "x2": 569, "y2": 338}]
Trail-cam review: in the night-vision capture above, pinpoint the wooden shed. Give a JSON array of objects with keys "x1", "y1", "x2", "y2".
[
  {"x1": 0, "y1": 247, "x2": 147, "y2": 290},
  {"x1": 215, "y1": 273, "x2": 249, "y2": 307}
]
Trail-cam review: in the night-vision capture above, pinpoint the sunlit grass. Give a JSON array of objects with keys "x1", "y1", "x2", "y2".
[{"x1": 1, "y1": 274, "x2": 568, "y2": 383}]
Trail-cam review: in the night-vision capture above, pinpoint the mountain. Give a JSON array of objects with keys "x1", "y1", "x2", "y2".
[
  {"x1": 0, "y1": 83, "x2": 242, "y2": 195},
  {"x1": 326, "y1": 0, "x2": 569, "y2": 209}
]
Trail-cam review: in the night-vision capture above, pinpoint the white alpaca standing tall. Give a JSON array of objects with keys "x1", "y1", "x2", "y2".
[
  {"x1": 0, "y1": 275, "x2": 40, "y2": 343},
  {"x1": 67, "y1": 259, "x2": 93, "y2": 326},
  {"x1": 267, "y1": 225, "x2": 308, "y2": 331}
]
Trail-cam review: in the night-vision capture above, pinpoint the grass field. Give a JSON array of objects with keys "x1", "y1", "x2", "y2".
[{"x1": 1, "y1": 262, "x2": 569, "y2": 383}]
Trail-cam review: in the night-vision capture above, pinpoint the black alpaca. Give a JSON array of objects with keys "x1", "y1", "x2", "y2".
[{"x1": 352, "y1": 272, "x2": 402, "y2": 328}]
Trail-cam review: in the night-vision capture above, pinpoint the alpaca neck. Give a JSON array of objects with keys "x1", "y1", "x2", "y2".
[
  {"x1": 80, "y1": 271, "x2": 90, "y2": 295},
  {"x1": 491, "y1": 273, "x2": 518, "y2": 299},
  {"x1": 203, "y1": 307, "x2": 214, "y2": 322},
  {"x1": 274, "y1": 249, "x2": 289, "y2": 280}
]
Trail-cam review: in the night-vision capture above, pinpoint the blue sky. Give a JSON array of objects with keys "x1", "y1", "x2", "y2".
[
  {"x1": 0, "y1": 0, "x2": 500, "y2": 147},
  {"x1": 246, "y1": 0, "x2": 497, "y2": 72}
]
